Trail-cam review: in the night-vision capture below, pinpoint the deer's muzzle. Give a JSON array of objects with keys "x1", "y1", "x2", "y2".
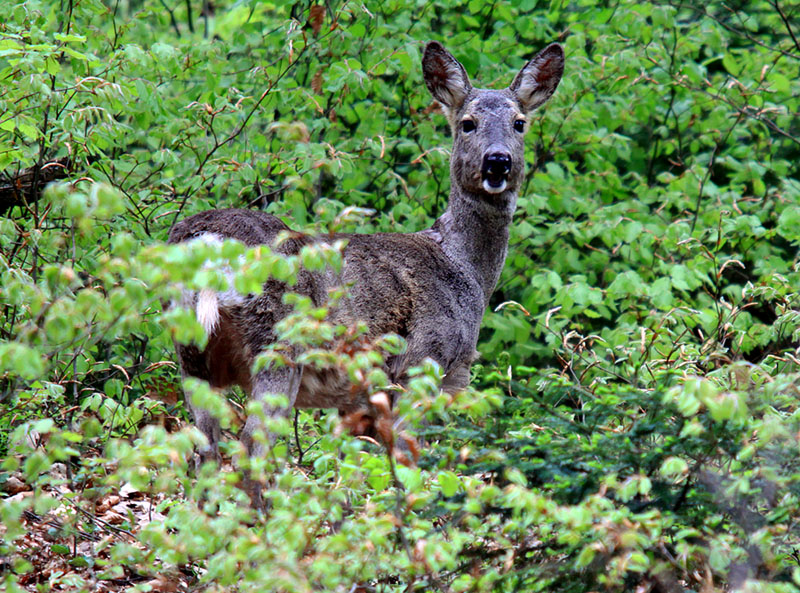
[{"x1": 481, "y1": 152, "x2": 511, "y2": 194}]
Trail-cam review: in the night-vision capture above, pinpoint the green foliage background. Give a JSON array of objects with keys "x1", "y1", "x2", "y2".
[{"x1": 1, "y1": 0, "x2": 800, "y2": 591}]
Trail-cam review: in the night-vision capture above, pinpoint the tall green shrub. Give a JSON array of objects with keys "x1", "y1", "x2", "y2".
[{"x1": 1, "y1": 0, "x2": 799, "y2": 591}]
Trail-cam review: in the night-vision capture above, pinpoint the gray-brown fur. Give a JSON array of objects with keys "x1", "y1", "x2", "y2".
[{"x1": 169, "y1": 41, "x2": 564, "y2": 477}]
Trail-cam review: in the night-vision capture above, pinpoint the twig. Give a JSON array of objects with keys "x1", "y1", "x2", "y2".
[
  {"x1": 158, "y1": 0, "x2": 181, "y2": 37},
  {"x1": 386, "y1": 447, "x2": 414, "y2": 565},
  {"x1": 48, "y1": 491, "x2": 137, "y2": 540},
  {"x1": 294, "y1": 408, "x2": 304, "y2": 465},
  {"x1": 689, "y1": 111, "x2": 743, "y2": 235},
  {"x1": 770, "y1": 0, "x2": 800, "y2": 54}
]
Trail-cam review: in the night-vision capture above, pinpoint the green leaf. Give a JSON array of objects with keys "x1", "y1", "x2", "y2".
[
  {"x1": 0, "y1": 343, "x2": 45, "y2": 379},
  {"x1": 777, "y1": 206, "x2": 800, "y2": 241},
  {"x1": 438, "y1": 471, "x2": 461, "y2": 497},
  {"x1": 54, "y1": 33, "x2": 87, "y2": 43},
  {"x1": 722, "y1": 52, "x2": 740, "y2": 76}
]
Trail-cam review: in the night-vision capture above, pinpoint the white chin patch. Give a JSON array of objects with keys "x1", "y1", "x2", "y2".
[{"x1": 483, "y1": 179, "x2": 507, "y2": 194}]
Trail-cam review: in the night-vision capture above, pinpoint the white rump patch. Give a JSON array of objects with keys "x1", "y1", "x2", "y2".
[
  {"x1": 197, "y1": 232, "x2": 224, "y2": 247},
  {"x1": 189, "y1": 232, "x2": 247, "y2": 336}
]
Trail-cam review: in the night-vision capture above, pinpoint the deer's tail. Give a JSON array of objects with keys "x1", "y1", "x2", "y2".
[{"x1": 196, "y1": 288, "x2": 220, "y2": 335}]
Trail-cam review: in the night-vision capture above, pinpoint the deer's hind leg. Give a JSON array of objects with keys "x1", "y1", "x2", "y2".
[{"x1": 175, "y1": 343, "x2": 223, "y2": 468}]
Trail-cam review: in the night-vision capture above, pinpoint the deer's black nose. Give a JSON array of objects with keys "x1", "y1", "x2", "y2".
[
  {"x1": 482, "y1": 153, "x2": 511, "y2": 177},
  {"x1": 482, "y1": 153, "x2": 512, "y2": 191}
]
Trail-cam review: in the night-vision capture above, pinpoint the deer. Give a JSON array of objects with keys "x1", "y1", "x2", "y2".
[{"x1": 168, "y1": 41, "x2": 564, "y2": 498}]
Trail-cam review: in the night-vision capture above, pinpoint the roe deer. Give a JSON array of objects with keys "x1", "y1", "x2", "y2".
[{"x1": 169, "y1": 41, "x2": 564, "y2": 472}]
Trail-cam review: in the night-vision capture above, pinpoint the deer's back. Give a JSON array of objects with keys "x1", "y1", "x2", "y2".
[
  {"x1": 169, "y1": 208, "x2": 485, "y2": 337},
  {"x1": 168, "y1": 208, "x2": 311, "y2": 253}
]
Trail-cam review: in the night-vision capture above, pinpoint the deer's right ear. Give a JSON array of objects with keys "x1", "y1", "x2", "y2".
[
  {"x1": 423, "y1": 42, "x2": 471, "y2": 114},
  {"x1": 509, "y1": 43, "x2": 565, "y2": 113}
]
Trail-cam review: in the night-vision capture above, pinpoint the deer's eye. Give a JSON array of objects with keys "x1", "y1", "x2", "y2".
[
  {"x1": 461, "y1": 120, "x2": 476, "y2": 133},
  {"x1": 513, "y1": 119, "x2": 526, "y2": 133}
]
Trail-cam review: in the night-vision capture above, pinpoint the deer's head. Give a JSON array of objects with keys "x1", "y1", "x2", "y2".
[{"x1": 423, "y1": 41, "x2": 564, "y2": 200}]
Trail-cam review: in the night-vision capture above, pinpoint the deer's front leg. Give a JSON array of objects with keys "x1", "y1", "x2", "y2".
[{"x1": 241, "y1": 365, "x2": 302, "y2": 457}]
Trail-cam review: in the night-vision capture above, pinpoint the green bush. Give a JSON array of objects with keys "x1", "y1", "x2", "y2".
[{"x1": 1, "y1": 0, "x2": 799, "y2": 591}]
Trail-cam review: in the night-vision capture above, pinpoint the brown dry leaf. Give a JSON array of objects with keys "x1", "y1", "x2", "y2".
[
  {"x1": 399, "y1": 433, "x2": 420, "y2": 463},
  {"x1": 291, "y1": 121, "x2": 311, "y2": 143},
  {"x1": 375, "y1": 417, "x2": 394, "y2": 447},
  {"x1": 339, "y1": 409, "x2": 375, "y2": 436},
  {"x1": 144, "y1": 575, "x2": 180, "y2": 593},
  {"x1": 135, "y1": 508, "x2": 168, "y2": 530},
  {"x1": 95, "y1": 494, "x2": 121, "y2": 514},
  {"x1": 120, "y1": 482, "x2": 144, "y2": 499},
  {"x1": 369, "y1": 392, "x2": 391, "y2": 416},
  {"x1": 8, "y1": 490, "x2": 34, "y2": 503},
  {"x1": 309, "y1": 5, "x2": 324, "y2": 36},
  {"x1": 699, "y1": 564, "x2": 716, "y2": 593},
  {"x1": 311, "y1": 70, "x2": 323, "y2": 95},
  {"x1": 413, "y1": 539, "x2": 430, "y2": 569},
  {"x1": 394, "y1": 449, "x2": 414, "y2": 468},
  {"x1": 13, "y1": 499, "x2": 191, "y2": 593},
  {"x1": 101, "y1": 511, "x2": 125, "y2": 525},
  {"x1": 470, "y1": 559, "x2": 481, "y2": 578},
  {"x1": 503, "y1": 549, "x2": 515, "y2": 573},
  {"x1": 144, "y1": 375, "x2": 181, "y2": 407},
  {"x1": 3, "y1": 474, "x2": 28, "y2": 494},
  {"x1": 76, "y1": 540, "x2": 96, "y2": 557}
]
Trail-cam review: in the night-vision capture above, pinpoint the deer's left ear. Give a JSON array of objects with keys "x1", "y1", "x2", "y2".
[
  {"x1": 509, "y1": 43, "x2": 564, "y2": 113},
  {"x1": 423, "y1": 41, "x2": 472, "y2": 115}
]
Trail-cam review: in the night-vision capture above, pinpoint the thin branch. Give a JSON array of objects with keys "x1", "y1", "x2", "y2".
[
  {"x1": 690, "y1": 111, "x2": 744, "y2": 235},
  {"x1": 158, "y1": 0, "x2": 181, "y2": 38},
  {"x1": 185, "y1": 0, "x2": 195, "y2": 34},
  {"x1": 386, "y1": 447, "x2": 414, "y2": 566},
  {"x1": 770, "y1": 0, "x2": 800, "y2": 54},
  {"x1": 675, "y1": 2, "x2": 800, "y2": 61}
]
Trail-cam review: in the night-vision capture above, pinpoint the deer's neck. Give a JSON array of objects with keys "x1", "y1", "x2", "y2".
[{"x1": 427, "y1": 186, "x2": 516, "y2": 305}]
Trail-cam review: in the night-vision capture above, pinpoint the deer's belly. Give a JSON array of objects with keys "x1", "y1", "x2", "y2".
[{"x1": 294, "y1": 367, "x2": 368, "y2": 411}]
